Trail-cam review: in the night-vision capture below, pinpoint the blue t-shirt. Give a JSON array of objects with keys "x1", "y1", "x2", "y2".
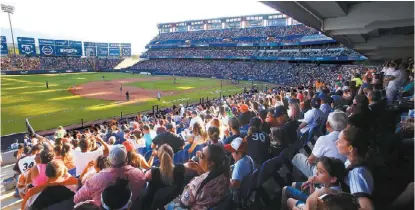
[
  {"x1": 231, "y1": 155, "x2": 255, "y2": 181},
  {"x1": 223, "y1": 134, "x2": 240, "y2": 145},
  {"x1": 143, "y1": 133, "x2": 154, "y2": 149}
]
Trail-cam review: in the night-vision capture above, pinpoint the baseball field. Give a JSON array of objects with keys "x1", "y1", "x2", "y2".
[{"x1": 1, "y1": 72, "x2": 259, "y2": 136}]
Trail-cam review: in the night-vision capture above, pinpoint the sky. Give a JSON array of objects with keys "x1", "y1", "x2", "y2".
[{"x1": 0, "y1": 0, "x2": 276, "y2": 54}]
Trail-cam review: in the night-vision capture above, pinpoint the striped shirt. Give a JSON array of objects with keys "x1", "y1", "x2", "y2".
[
  {"x1": 74, "y1": 165, "x2": 146, "y2": 207},
  {"x1": 344, "y1": 160, "x2": 374, "y2": 197}
]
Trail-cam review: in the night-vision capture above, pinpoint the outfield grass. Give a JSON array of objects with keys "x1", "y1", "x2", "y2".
[{"x1": 1, "y1": 73, "x2": 248, "y2": 135}]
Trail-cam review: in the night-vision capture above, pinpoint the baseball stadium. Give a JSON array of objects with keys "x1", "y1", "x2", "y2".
[{"x1": 1, "y1": 1, "x2": 414, "y2": 210}]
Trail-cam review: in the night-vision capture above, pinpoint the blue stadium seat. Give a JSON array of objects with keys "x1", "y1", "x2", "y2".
[
  {"x1": 137, "y1": 147, "x2": 147, "y2": 156},
  {"x1": 144, "y1": 151, "x2": 152, "y2": 161},
  {"x1": 173, "y1": 150, "x2": 188, "y2": 164}
]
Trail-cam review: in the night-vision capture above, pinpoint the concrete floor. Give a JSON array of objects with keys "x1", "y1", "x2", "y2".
[{"x1": 1, "y1": 164, "x2": 21, "y2": 210}]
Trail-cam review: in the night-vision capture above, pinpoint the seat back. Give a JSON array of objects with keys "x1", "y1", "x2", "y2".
[
  {"x1": 173, "y1": 150, "x2": 188, "y2": 164},
  {"x1": 151, "y1": 184, "x2": 181, "y2": 210},
  {"x1": 239, "y1": 169, "x2": 258, "y2": 200},
  {"x1": 256, "y1": 155, "x2": 284, "y2": 188}
]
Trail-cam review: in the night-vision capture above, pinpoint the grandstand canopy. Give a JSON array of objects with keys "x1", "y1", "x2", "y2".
[{"x1": 262, "y1": 1, "x2": 414, "y2": 61}]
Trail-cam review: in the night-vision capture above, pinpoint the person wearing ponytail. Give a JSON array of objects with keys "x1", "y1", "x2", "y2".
[
  {"x1": 170, "y1": 145, "x2": 229, "y2": 210},
  {"x1": 206, "y1": 126, "x2": 224, "y2": 147},
  {"x1": 54, "y1": 143, "x2": 75, "y2": 171},
  {"x1": 136, "y1": 144, "x2": 185, "y2": 209},
  {"x1": 336, "y1": 125, "x2": 374, "y2": 210}
]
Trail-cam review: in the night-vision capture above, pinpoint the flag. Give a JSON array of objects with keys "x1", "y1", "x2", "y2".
[{"x1": 25, "y1": 118, "x2": 35, "y2": 136}]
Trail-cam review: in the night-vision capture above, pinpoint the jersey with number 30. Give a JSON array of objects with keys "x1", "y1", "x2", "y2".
[{"x1": 247, "y1": 132, "x2": 270, "y2": 165}]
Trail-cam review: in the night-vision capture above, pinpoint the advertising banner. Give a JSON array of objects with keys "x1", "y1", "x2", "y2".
[
  {"x1": 17, "y1": 37, "x2": 36, "y2": 56},
  {"x1": 55, "y1": 46, "x2": 82, "y2": 56},
  {"x1": 97, "y1": 47, "x2": 109, "y2": 56},
  {"x1": 109, "y1": 48, "x2": 120, "y2": 56},
  {"x1": 1, "y1": 36, "x2": 8, "y2": 55}
]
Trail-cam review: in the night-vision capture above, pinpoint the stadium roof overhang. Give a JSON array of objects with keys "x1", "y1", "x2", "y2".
[{"x1": 262, "y1": 1, "x2": 414, "y2": 61}]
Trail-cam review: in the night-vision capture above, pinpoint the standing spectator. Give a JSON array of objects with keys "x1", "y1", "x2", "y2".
[
  {"x1": 74, "y1": 145, "x2": 146, "y2": 207},
  {"x1": 189, "y1": 111, "x2": 204, "y2": 130}
]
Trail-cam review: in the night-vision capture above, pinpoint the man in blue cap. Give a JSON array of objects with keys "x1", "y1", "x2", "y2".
[
  {"x1": 266, "y1": 106, "x2": 299, "y2": 146},
  {"x1": 298, "y1": 97, "x2": 325, "y2": 135}
]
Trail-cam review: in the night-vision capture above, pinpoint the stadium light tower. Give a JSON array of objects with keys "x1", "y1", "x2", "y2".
[{"x1": 1, "y1": 4, "x2": 16, "y2": 56}]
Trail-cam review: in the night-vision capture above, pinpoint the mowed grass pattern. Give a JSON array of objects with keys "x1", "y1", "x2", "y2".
[{"x1": 1, "y1": 73, "x2": 246, "y2": 135}]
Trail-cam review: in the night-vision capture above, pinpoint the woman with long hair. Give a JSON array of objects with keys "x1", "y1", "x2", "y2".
[
  {"x1": 139, "y1": 144, "x2": 185, "y2": 209},
  {"x1": 123, "y1": 141, "x2": 154, "y2": 170},
  {"x1": 54, "y1": 143, "x2": 75, "y2": 171},
  {"x1": 336, "y1": 125, "x2": 374, "y2": 210},
  {"x1": 26, "y1": 150, "x2": 55, "y2": 187},
  {"x1": 175, "y1": 145, "x2": 230, "y2": 209},
  {"x1": 192, "y1": 122, "x2": 207, "y2": 144}
]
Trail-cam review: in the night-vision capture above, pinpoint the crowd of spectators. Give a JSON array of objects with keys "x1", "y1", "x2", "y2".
[
  {"x1": 132, "y1": 59, "x2": 369, "y2": 86},
  {"x1": 142, "y1": 46, "x2": 360, "y2": 59},
  {"x1": 6, "y1": 57, "x2": 414, "y2": 210},
  {"x1": 150, "y1": 24, "x2": 318, "y2": 44},
  {"x1": 1, "y1": 56, "x2": 123, "y2": 71}
]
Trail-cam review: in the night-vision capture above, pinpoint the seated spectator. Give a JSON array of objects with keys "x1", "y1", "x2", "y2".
[
  {"x1": 292, "y1": 110, "x2": 348, "y2": 177},
  {"x1": 79, "y1": 155, "x2": 110, "y2": 185},
  {"x1": 54, "y1": 143, "x2": 75, "y2": 172},
  {"x1": 238, "y1": 104, "x2": 255, "y2": 129},
  {"x1": 298, "y1": 98, "x2": 325, "y2": 135},
  {"x1": 206, "y1": 126, "x2": 223, "y2": 146},
  {"x1": 73, "y1": 135, "x2": 109, "y2": 176},
  {"x1": 142, "y1": 125, "x2": 155, "y2": 151},
  {"x1": 101, "y1": 179, "x2": 132, "y2": 210},
  {"x1": 26, "y1": 149, "x2": 55, "y2": 187},
  {"x1": 272, "y1": 106, "x2": 299, "y2": 146},
  {"x1": 223, "y1": 117, "x2": 242, "y2": 144},
  {"x1": 123, "y1": 141, "x2": 154, "y2": 170},
  {"x1": 320, "y1": 95, "x2": 332, "y2": 118},
  {"x1": 138, "y1": 144, "x2": 185, "y2": 209},
  {"x1": 152, "y1": 123, "x2": 185, "y2": 153},
  {"x1": 336, "y1": 125, "x2": 374, "y2": 209},
  {"x1": 304, "y1": 190, "x2": 360, "y2": 210},
  {"x1": 192, "y1": 122, "x2": 208, "y2": 144},
  {"x1": 282, "y1": 156, "x2": 346, "y2": 210},
  {"x1": 74, "y1": 145, "x2": 146, "y2": 207},
  {"x1": 290, "y1": 98, "x2": 302, "y2": 121},
  {"x1": 189, "y1": 111, "x2": 204, "y2": 130},
  {"x1": 224, "y1": 137, "x2": 254, "y2": 189},
  {"x1": 22, "y1": 160, "x2": 78, "y2": 209},
  {"x1": 246, "y1": 117, "x2": 270, "y2": 168},
  {"x1": 173, "y1": 145, "x2": 230, "y2": 209}
]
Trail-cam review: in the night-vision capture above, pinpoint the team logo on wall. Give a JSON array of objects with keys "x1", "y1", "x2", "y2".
[
  {"x1": 41, "y1": 46, "x2": 54, "y2": 55},
  {"x1": 21, "y1": 44, "x2": 34, "y2": 54}
]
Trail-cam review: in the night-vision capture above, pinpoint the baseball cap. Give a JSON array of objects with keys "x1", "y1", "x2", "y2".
[
  {"x1": 273, "y1": 106, "x2": 287, "y2": 118},
  {"x1": 311, "y1": 97, "x2": 321, "y2": 108},
  {"x1": 109, "y1": 145, "x2": 127, "y2": 166},
  {"x1": 224, "y1": 137, "x2": 247, "y2": 153},
  {"x1": 239, "y1": 104, "x2": 249, "y2": 113},
  {"x1": 122, "y1": 141, "x2": 134, "y2": 152}
]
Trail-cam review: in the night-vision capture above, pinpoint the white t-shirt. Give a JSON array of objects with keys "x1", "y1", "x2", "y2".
[
  {"x1": 189, "y1": 116, "x2": 204, "y2": 130},
  {"x1": 387, "y1": 69, "x2": 402, "y2": 90},
  {"x1": 72, "y1": 147, "x2": 103, "y2": 176},
  {"x1": 300, "y1": 108, "x2": 325, "y2": 134},
  {"x1": 312, "y1": 131, "x2": 347, "y2": 162}
]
